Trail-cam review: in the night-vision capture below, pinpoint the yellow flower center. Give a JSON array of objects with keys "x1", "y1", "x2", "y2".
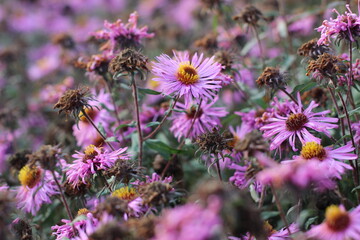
[
  {"x1": 285, "y1": 113, "x2": 308, "y2": 131},
  {"x1": 177, "y1": 62, "x2": 199, "y2": 85},
  {"x1": 112, "y1": 187, "x2": 137, "y2": 201},
  {"x1": 78, "y1": 107, "x2": 98, "y2": 123},
  {"x1": 18, "y1": 165, "x2": 42, "y2": 188},
  {"x1": 301, "y1": 142, "x2": 327, "y2": 160},
  {"x1": 84, "y1": 144, "x2": 99, "y2": 159},
  {"x1": 325, "y1": 205, "x2": 350, "y2": 232},
  {"x1": 77, "y1": 208, "x2": 90, "y2": 216},
  {"x1": 263, "y1": 221, "x2": 277, "y2": 236}
]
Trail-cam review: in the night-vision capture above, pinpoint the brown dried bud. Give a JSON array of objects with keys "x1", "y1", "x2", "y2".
[
  {"x1": 301, "y1": 87, "x2": 328, "y2": 107},
  {"x1": 214, "y1": 50, "x2": 233, "y2": 71},
  {"x1": 140, "y1": 182, "x2": 172, "y2": 206},
  {"x1": 89, "y1": 222, "x2": 132, "y2": 240},
  {"x1": 108, "y1": 48, "x2": 148, "y2": 74},
  {"x1": 9, "y1": 150, "x2": 31, "y2": 171},
  {"x1": 126, "y1": 216, "x2": 156, "y2": 240},
  {"x1": 298, "y1": 38, "x2": 332, "y2": 59},
  {"x1": 256, "y1": 67, "x2": 287, "y2": 89},
  {"x1": 94, "y1": 197, "x2": 128, "y2": 219},
  {"x1": 194, "y1": 33, "x2": 218, "y2": 50},
  {"x1": 74, "y1": 54, "x2": 111, "y2": 75},
  {"x1": 54, "y1": 87, "x2": 93, "y2": 119},
  {"x1": 28, "y1": 145, "x2": 60, "y2": 170},
  {"x1": 64, "y1": 180, "x2": 90, "y2": 197},
  {"x1": 11, "y1": 219, "x2": 33, "y2": 240},
  {"x1": 105, "y1": 160, "x2": 140, "y2": 185},
  {"x1": 233, "y1": 5, "x2": 264, "y2": 26},
  {"x1": 234, "y1": 131, "x2": 269, "y2": 159},
  {"x1": 306, "y1": 53, "x2": 347, "y2": 78},
  {"x1": 196, "y1": 128, "x2": 230, "y2": 154},
  {"x1": 52, "y1": 33, "x2": 75, "y2": 49}
]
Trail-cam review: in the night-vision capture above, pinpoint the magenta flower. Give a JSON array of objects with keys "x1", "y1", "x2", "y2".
[
  {"x1": 307, "y1": 205, "x2": 360, "y2": 240},
  {"x1": 170, "y1": 98, "x2": 228, "y2": 141},
  {"x1": 260, "y1": 94, "x2": 338, "y2": 151},
  {"x1": 66, "y1": 145, "x2": 130, "y2": 187},
  {"x1": 229, "y1": 223, "x2": 298, "y2": 240},
  {"x1": 153, "y1": 200, "x2": 223, "y2": 240},
  {"x1": 288, "y1": 142, "x2": 356, "y2": 179},
  {"x1": 152, "y1": 50, "x2": 229, "y2": 105},
  {"x1": 93, "y1": 11, "x2": 154, "y2": 52},
  {"x1": 316, "y1": 4, "x2": 360, "y2": 45},
  {"x1": 16, "y1": 165, "x2": 59, "y2": 215}
]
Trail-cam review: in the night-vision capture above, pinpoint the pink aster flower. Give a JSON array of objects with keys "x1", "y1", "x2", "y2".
[
  {"x1": 260, "y1": 93, "x2": 338, "y2": 151},
  {"x1": 93, "y1": 11, "x2": 154, "y2": 52},
  {"x1": 170, "y1": 98, "x2": 228, "y2": 141},
  {"x1": 316, "y1": 4, "x2": 360, "y2": 45},
  {"x1": 152, "y1": 50, "x2": 228, "y2": 105},
  {"x1": 353, "y1": 121, "x2": 360, "y2": 144},
  {"x1": 307, "y1": 205, "x2": 360, "y2": 240},
  {"x1": 229, "y1": 223, "x2": 298, "y2": 240},
  {"x1": 229, "y1": 163, "x2": 263, "y2": 193},
  {"x1": 16, "y1": 165, "x2": 59, "y2": 215},
  {"x1": 286, "y1": 142, "x2": 356, "y2": 179},
  {"x1": 66, "y1": 145, "x2": 130, "y2": 187},
  {"x1": 153, "y1": 200, "x2": 223, "y2": 240}
]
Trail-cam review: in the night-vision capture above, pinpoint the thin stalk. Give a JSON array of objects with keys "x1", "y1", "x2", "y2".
[
  {"x1": 338, "y1": 92, "x2": 357, "y2": 153},
  {"x1": 327, "y1": 87, "x2": 347, "y2": 146},
  {"x1": 271, "y1": 185, "x2": 292, "y2": 236},
  {"x1": 161, "y1": 100, "x2": 203, "y2": 178},
  {"x1": 348, "y1": 41, "x2": 357, "y2": 111},
  {"x1": 144, "y1": 96, "x2": 179, "y2": 141},
  {"x1": 278, "y1": 0, "x2": 294, "y2": 54},
  {"x1": 252, "y1": 25, "x2": 265, "y2": 69},
  {"x1": 51, "y1": 171, "x2": 73, "y2": 221},
  {"x1": 214, "y1": 154, "x2": 223, "y2": 181},
  {"x1": 258, "y1": 186, "x2": 266, "y2": 208},
  {"x1": 279, "y1": 88, "x2": 303, "y2": 110},
  {"x1": 131, "y1": 73, "x2": 143, "y2": 166},
  {"x1": 81, "y1": 110, "x2": 115, "y2": 151}
]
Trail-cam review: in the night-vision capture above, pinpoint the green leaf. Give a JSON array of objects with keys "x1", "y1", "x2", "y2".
[
  {"x1": 261, "y1": 211, "x2": 279, "y2": 220},
  {"x1": 351, "y1": 185, "x2": 360, "y2": 193},
  {"x1": 338, "y1": 107, "x2": 360, "y2": 118},
  {"x1": 138, "y1": 88, "x2": 162, "y2": 95},
  {"x1": 291, "y1": 81, "x2": 317, "y2": 94},
  {"x1": 106, "y1": 136, "x2": 119, "y2": 142},
  {"x1": 115, "y1": 122, "x2": 136, "y2": 132},
  {"x1": 97, "y1": 122, "x2": 107, "y2": 138},
  {"x1": 144, "y1": 139, "x2": 184, "y2": 158},
  {"x1": 146, "y1": 121, "x2": 161, "y2": 128}
]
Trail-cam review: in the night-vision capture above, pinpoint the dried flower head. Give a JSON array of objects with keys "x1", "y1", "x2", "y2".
[
  {"x1": 200, "y1": 0, "x2": 223, "y2": 11},
  {"x1": 94, "y1": 197, "x2": 128, "y2": 219},
  {"x1": 140, "y1": 182, "x2": 173, "y2": 206},
  {"x1": 256, "y1": 67, "x2": 287, "y2": 89},
  {"x1": 306, "y1": 53, "x2": 347, "y2": 80},
  {"x1": 298, "y1": 38, "x2": 332, "y2": 59},
  {"x1": 64, "y1": 180, "x2": 90, "y2": 197},
  {"x1": 214, "y1": 50, "x2": 233, "y2": 71},
  {"x1": 89, "y1": 222, "x2": 132, "y2": 240},
  {"x1": 105, "y1": 160, "x2": 141, "y2": 184},
  {"x1": 11, "y1": 218, "x2": 33, "y2": 240},
  {"x1": 233, "y1": 131, "x2": 269, "y2": 158},
  {"x1": 194, "y1": 33, "x2": 218, "y2": 50},
  {"x1": 27, "y1": 145, "x2": 60, "y2": 171},
  {"x1": 108, "y1": 48, "x2": 148, "y2": 75},
  {"x1": 52, "y1": 33, "x2": 75, "y2": 49},
  {"x1": 196, "y1": 128, "x2": 230, "y2": 155},
  {"x1": 233, "y1": 5, "x2": 264, "y2": 26},
  {"x1": 9, "y1": 150, "x2": 31, "y2": 171},
  {"x1": 301, "y1": 87, "x2": 328, "y2": 106},
  {"x1": 127, "y1": 216, "x2": 156, "y2": 239},
  {"x1": 74, "y1": 53, "x2": 113, "y2": 75},
  {"x1": 54, "y1": 87, "x2": 93, "y2": 119}
]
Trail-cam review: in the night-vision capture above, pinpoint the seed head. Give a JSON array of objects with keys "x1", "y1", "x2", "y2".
[
  {"x1": 9, "y1": 150, "x2": 31, "y2": 171},
  {"x1": 196, "y1": 128, "x2": 230, "y2": 155},
  {"x1": 194, "y1": 33, "x2": 218, "y2": 50},
  {"x1": 140, "y1": 182, "x2": 172, "y2": 207},
  {"x1": 233, "y1": 5, "x2": 264, "y2": 26},
  {"x1": 256, "y1": 67, "x2": 287, "y2": 89},
  {"x1": 214, "y1": 50, "x2": 233, "y2": 71},
  {"x1": 28, "y1": 145, "x2": 60, "y2": 171},
  {"x1": 53, "y1": 87, "x2": 93, "y2": 119},
  {"x1": 108, "y1": 48, "x2": 148, "y2": 75},
  {"x1": 306, "y1": 53, "x2": 347, "y2": 80},
  {"x1": 298, "y1": 38, "x2": 332, "y2": 59}
]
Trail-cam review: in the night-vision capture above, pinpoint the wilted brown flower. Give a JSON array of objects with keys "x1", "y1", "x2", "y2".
[
  {"x1": 233, "y1": 5, "x2": 264, "y2": 26},
  {"x1": 301, "y1": 87, "x2": 328, "y2": 106},
  {"x1": 52, "y1": 33, "x2": 75, "y2": 49},
  {"x1": 214, "y1": 50, "x2": 233, "y2": 71},
  {"x1": 108, "y1": 48, "x2": 148, "y2": 75},
  {"x1": 105, "y1": 160, "x2": 141, "y2": 184},
  {"x1": 140, "y1": 182, "x2": 172, "y2": 206},
  {"x1": 127, "y1": 216, "x2": 156, "y2": 239},
  {"x1": 256, "y1": 67, "x2": 287, "y2": 89},
  {"x1": 306, "y1": 53, "x2": 347, "y2": 79},
  {"x1": 298, "y1": 38, "x2": 332, "y2": 59},
  {"x1": 196, "y1": 128, "x2": 230, "y2": 155},
  {"x1": 64, "y1": 180, "x2": 90, "y2": 197},
  {"x1": 53, "y1": 87, "x2": 93, "y2": 119},
  {"x1": 11, "y1": 219, "x2": 33, "y2": 240},
  {"x1": 94, "y1": 197, "x2": 128, "y2": 219},
  {"x1": 194, "y1": 33, "x2": 218, "y2": 50},
  {"x1": 89, "y1": 222, "x2": 132, "y2": 240},
  {"x1": 233, "y1": 131, "x2": 269, "y2": 159},
  {"x1": 9, "y1": 150, "x2": 31, "y2": 171},
  {"x1": 27, "y1": 145, "x2": 60, "y2": 171}
]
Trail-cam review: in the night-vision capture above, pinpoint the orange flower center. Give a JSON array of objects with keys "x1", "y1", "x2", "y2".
[
  {"x1": 177, "y1": 62, "x2": 199, "y2": 85},
  {"x1": 18, "y1": 165, "x2": 42, "y2": 188},
  {"x1": 325, "y1": 205, "x2": 350, "y2": 232},
  {"x1": 285, "y1": 113, "x2": 308, "y2": 131}
]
